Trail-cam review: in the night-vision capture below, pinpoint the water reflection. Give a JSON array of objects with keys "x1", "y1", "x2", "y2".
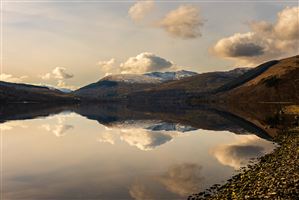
[
  {"x1": 210, "y1": 135, "x2": 275, "y2": 169},
  {"x1": 158, "y1": 163, "x2": 204, "y2": 197},
  {"x1": 0, "y1": 103, "x2": 279, "y2": 199}
]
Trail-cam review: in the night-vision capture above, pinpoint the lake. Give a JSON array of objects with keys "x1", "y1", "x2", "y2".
[{"x1": 0, "y1": 103, "x2": 276, "y2": 200}]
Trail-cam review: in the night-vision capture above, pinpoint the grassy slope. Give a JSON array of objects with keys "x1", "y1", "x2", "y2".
[
  {"x1": 219, "y1": 55, "x2": 299, "y2": 103},
  {"x1": 141, "y1": 71, "x2": 246, "y2": 94}
]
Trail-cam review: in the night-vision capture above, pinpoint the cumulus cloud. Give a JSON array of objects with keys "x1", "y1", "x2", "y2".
[
  {"x1": 0, "y1": 73, "x2": 28, "y2": 83},
  {"x1": 213, "y1": 32, "x2": 265, "y2": 57},
  {"x1": 98, "y1": 53, "x2": 174, "y2": 75},
  {"x1": 98, "y1": 58, "x2": 118, "y2": 76},
  {"x1": 211, "y1": 135, "x2": 275, "y2": 169},
  {"x1": 212, "y1": 6, "x2": 299, "y2": 65},
  {"x1": 158, "y1": 5, "x2": 204, "y2": 39},
  {"x1": 52, "y1": 67, "x2": 74, "y2": 79},
  {"x1": 41, "y1": 67, "x2": 74, "y2": 80},
  {"x1": 274, "y1": 6, "x2": 299, "y2": 40},
  {"x1": 158, "y1": 163, "x2": 204, "y2": 196},
  {"x1": 120, "y1": 52, "x2": 173, "y2": 74},
  {"x1": 40, "y1": 67, "x2": 75, "y2": 89},
  {"x1": 129, "y1": 0, "x2": 155, "y2": 22},
  {"x1": 56, "y1": 80, "x2": 76, "y2": 90}
]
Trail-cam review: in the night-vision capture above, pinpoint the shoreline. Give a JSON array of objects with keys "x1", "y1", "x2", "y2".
[{"x1": 189, "y1": 131, "x2": 299, "y2": 200}]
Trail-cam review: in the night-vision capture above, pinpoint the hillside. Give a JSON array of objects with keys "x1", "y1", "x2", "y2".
[
  {"x1": 153, "y1": 68, "x2": 250, "y2": 93},
  {"x1": 127, "y1": 68, "x2": 250, "y2": 104},
  {"x1": 74, "y1": 70, "x2": 197, "y2": 101},
  {"x1": 0, "y1": 81, "x2": 76, "y2": 103},
  {"x1": 219, "y1": 55, "x2": 299, "y2": 103},
  {"x1": 74, "y1": 79, "x2": 158, "y2": 101}
]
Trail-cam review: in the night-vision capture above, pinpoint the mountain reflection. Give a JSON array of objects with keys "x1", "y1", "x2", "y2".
[
  {"x1": 0, "y1": 103, "x2": 274, "y2": 139},
  {"x1": 0, "y1": 103, "x2": 285, "y2": 199}
]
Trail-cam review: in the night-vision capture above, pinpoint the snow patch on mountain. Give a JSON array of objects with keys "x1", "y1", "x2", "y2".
[
  {"x1": 111, "y1": 120, "x2": 197, "y2": 133},
  {"x1": 103, "y1": 74, "x2": 162, "y2": 84},
  {"x1": 144, "y1": 70, "x2": 198, "y2": 81},
  {"x1": 102, "y1": 70, "x2": 198, "y2": 84}
]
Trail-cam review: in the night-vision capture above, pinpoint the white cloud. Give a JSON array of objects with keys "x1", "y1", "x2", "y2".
[
  {"x1": 0, "y1": 73, "x2": 28, "y2": 83},
  {"x1": 212, "y1": 6, "x2": 299, "y2": 65},
  {"x1": 274, "y1": 6, "x2": 299, "y2": 40},
  {"x1": 120, "y1": 52, "x2": 173, "y2": 74},
  {"x1": 213, "y1": 32, "x2": 265, "y2": 58},
  {"x1": 52, "y1": 67, "x2": 74, "y2": 79},
  {"x1": 98, "y1": 58, "x2": 117, "y2": 76},
  {"x1": 40, "y1": 67, "x2": 74, "y2": 80},
  {"x1": 41, "y1": 73, "x2": 51, "y2": 80},
  {"x1": 129, "y1": 0, "x2": 155, "y2": 22},
  {"x1": 56, "y1": 80, "x2": 76, "y2": 90},
  {"x1": 97, "y1": 53, "x2": 175, "y2": 75},
  {"x1": 158, "y1": 5, "x2": 204, "y2": 39},
  {"x1": 40, "y1": 67, "x2": 75, "y2": 89}
]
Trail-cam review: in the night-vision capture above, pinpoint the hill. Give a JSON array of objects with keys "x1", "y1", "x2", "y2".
[
  {"x1": 73, "y1": 70, "x2": 197, "y2": 101},
  {"x1": 0, "y1": 81, "x2": 77, "y2": 103},
  {"x1": 218, "y1": 55, "x2": 299, "y2": 103},
  {"x1": 127, "y1": 68, "x2": 251, "y2": 104}
]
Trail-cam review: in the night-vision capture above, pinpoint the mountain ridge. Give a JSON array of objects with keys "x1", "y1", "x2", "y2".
[{"x1": 1, "y1": 55, "x2": 298, "y2": 104}]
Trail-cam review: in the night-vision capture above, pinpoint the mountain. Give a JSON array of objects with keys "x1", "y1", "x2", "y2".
[
  {"x1": 57, "y1": 88, "x2": 73, "y2": 93},
  {"x1": 146, "y1": 122, "x2": 197, "y2": 132},
  {"x1": 73, "y1": 76, "x2": 159, "y2": 101},
  {"x1": 128, "y1": 55, "x2": 299, "y2": 105},
  {"x1": 1, "y1": 55, "x2": 297, "y2": 104},
  {"x1": 73, "y1": 70, "x2": 198, "y2": 101},
  {"x1": 127, "y1": 68, "x2": 251, "y2": 104},
  {"x1": 0, "y1": 81, "x2": 77, "y2": 103},
  {"x1": 44, "y1": 85, "x2": 73, "y2": 93},
  {"x1": 217, "y1": 55, "x2": 299, "y2": 103},
  {"x1": 144, "y1": 70, "x2": 198, "y2": 81},
  {"x1": 154, "y1": 68, "x2": 251, "y2": 93}
]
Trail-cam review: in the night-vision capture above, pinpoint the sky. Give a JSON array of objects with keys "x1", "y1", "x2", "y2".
[{"x1": 1, "y1": 0, "x2": 298, "y2": 89}]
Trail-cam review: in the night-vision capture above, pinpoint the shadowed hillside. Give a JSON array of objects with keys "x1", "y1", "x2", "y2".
[
  {"x1": 0, "y1": 81, "x2": 77, "y2": 103},
  {"x1": 218, "y1": 55, "x2": 299, "y2": 103}
]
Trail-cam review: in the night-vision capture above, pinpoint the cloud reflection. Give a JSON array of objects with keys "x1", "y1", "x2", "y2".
[
  {"x1": 120, "y1": 129, "x2": 175, "y2": 151},
  {"x1": 0, "y1": 121, "x2": 28, "y2": 131},
  {"x1": 211, "y1": 135, "x2": 275, "y2": 169},
  {"x1": 158, "y1": 163, "x2": 204, "y2": 196},
  {"x1": 97, "y1": 120, "x2": 195, "y2": 151},
  {"x1": 41, "y1": 115, "x2": 74, "y2": 137},
  {"x1": 129, "y1": 181, "x2": 154, "y2": 200}
]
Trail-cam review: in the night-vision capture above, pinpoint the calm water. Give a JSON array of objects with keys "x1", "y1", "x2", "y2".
[{"x1": 0, "y1": 104, "x2": 276, "y2": 200}]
